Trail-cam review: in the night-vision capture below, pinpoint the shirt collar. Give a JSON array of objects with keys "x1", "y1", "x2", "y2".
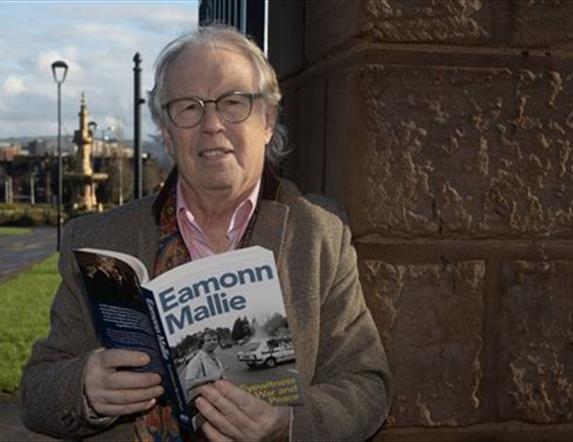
[
  {"x1": 175, "y1": 178, "x2": 261, "y2": 237},
  {"x1": 152, "y1": 163, "x2": 281, "y2": 223}
]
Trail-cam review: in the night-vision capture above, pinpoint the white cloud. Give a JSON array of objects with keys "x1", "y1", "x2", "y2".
[
  {"x1": 129, "y1": 7, "x2": 199, "y2": 32},
  {"x1": 55, "y1": 3, "x2": 198, "y2": 32},
  {"x1": 104, "y1": 116, "x2": 124, "y2": 132},
  {"x1": 79, "y1": 22, "x2": 137, "y2": 47},
  {"x1": 3, "y1": 75, "x2": 26, "y2": 95}
]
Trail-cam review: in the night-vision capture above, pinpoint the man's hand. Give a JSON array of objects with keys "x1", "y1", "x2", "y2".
[
  {"x1": 195, "y1": 380, "x2": 289, "y2": 442},
  {"x1": 84, "y1": 349, "x2": 164, "y2": 417}
]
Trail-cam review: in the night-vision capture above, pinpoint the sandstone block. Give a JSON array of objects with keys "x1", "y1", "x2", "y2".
[
  {"x1": 305, "y1": 0, "x2": 491, "y2": 63},
  {"x1": 512, "y1": 0, "x2": 573, "y2": 49},
  {"x1": 497, "y1": 260, "x2": 573, "y2": 423},
  {"x1": 282, "y1": 77, "x2": 326, "y2": 194},
  {"x1": 268, "y1": 0, "x2": 305, "y2": 78},
  {"x1": 305, "y1": 0, "x2": 365, "y2": 63},
  {"x1": 360, "y1": 259, "x2": 486, "y2": 427},
  {"x1": 326, "y1": 64, "x2": 573, "y2": 238}
]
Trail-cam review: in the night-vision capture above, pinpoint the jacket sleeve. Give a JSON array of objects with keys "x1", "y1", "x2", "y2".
[
  {"x1": 291, "y1": 223, "x2": 392, "y2": 441},
  {"x1": 19, "y1": 219, "x2": 114, "y2": 438}
]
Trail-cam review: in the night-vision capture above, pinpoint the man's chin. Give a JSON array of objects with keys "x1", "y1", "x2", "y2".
[
  {"x1": 201, "y1": 181, "x2": 234, "y2": 192},
  {"x1": 199, "y1": 175, "x2": 247, "y2": 193}
]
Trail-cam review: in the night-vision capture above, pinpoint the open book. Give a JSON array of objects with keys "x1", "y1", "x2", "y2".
[{"x1": 74, "y1": 246, "x2": 302, "y2": 434}]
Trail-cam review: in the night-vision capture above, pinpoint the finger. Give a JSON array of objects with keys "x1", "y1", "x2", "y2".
[
  {"x1": 99, "y1": 349, "x2": 150, "y2": 369},
  {"x1": 93, "y1": 397, "x2": 157, "y2": 417},
  {"x1": 199, "y1": 383, "x2": 250, "y2": 419},
  {"x1": 201, "y1": 420, "x2": 233, "y2": 442},
  {"x1": 101, "y1": 385, "x2": 164, "y2": 406},
  {"x1": 213, "y1": 380, "x2": 261, "y2": 417},
  {"x1": 195, "y1": 396, "x2": 242, "y2": 440},
  {"x1": 102, "y1": 370, "x2": 162, "y2": 390}
]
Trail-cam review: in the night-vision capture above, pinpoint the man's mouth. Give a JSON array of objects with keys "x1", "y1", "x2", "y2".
[{"x1": 199, "y1": 147, "x2": 233, "y2": 158}]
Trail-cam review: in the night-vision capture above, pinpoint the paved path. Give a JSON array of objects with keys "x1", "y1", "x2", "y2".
[
  {"x1": 0, "y1": 228, "x2": 57, "y2": 282},
  {"x1": 0, "y1": 228, "x2": 59, "y2": 441}
]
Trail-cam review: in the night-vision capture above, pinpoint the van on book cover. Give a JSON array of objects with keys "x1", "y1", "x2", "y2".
[{"x1": 74, "y1": 246, "x2": 302, "y2": 431}]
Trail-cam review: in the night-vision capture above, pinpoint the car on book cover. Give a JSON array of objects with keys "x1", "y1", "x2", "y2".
[{"x1": 236, "y1": 337, "x2": 295, "y2": 368}]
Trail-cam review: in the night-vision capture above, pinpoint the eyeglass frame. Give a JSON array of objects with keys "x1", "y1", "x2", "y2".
[{"x1": 162, "y1": 91, "x2": 266, "y2": 129}]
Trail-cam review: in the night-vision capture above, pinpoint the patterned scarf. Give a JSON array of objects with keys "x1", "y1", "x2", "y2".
[{"x1": 134, "y1": 176, "x2": 193, "y2": 442}]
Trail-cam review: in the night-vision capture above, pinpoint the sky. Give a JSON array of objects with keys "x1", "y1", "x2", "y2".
[{"x1": 0, "y1": 0, "x2": 199, "y2": 142}]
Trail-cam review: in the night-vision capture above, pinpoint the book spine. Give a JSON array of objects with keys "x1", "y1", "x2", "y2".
[{"x1": 140, "y1": 287, "x2": 193, "y2": 433}]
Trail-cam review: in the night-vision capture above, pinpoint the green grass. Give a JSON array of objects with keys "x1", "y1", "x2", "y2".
[
  {"x1": 0, "y1": 254, "x2": 60, "y2": 392},
  {"x1": 0, "y1": 227, "x2": 31, "y2": 235}
]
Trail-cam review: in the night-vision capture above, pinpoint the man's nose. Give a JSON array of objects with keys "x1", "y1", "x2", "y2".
[{"x1": 201, "y1": 102, "x2": 225, "y2": 133}]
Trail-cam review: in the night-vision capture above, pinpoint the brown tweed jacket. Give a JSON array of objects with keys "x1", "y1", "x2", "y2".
[{"x1": 20, "y1": 178, "x2": 391, "y2": 441}]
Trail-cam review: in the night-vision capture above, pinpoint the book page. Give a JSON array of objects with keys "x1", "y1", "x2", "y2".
[
  {"x1": 74, "y1": 250, "x2": 164, "y2": 374},
  {"x1": 75, "y1": 247, "x2": 150, "y2": 283}
]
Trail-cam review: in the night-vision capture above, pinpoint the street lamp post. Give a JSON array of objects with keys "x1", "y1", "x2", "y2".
[
  {"x1": 133, "y1": 52, "x2": 144, "y2": 199},
  {"x1": 118, "y1": 146, "x2": 124, "y2": 206},
  {"x1": 51, "y1": 60, "x2": 68, "y2": 252}
]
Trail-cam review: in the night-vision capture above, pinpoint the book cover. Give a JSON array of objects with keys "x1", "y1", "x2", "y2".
[{"x1": 74, "y1": 246, "x2": 302, "y2": 432}]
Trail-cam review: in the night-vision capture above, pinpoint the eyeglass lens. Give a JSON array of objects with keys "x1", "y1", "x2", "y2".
[{"x1": 168, "y1": 93, "x2": 252, "y2": 127}]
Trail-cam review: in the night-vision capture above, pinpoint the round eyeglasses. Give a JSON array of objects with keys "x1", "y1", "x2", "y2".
[{"x1": 163, "y1": 91, "x2": 264, "y2": 128}]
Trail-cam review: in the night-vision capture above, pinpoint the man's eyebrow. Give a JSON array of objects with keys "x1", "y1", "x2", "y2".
[{"x1": 175, "y1": 89, "x2": 253, "y2": 100}]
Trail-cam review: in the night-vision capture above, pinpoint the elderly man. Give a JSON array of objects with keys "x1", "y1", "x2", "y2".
[{"x1": 21, "y1": 25, "x2": 391, "y2": 441}]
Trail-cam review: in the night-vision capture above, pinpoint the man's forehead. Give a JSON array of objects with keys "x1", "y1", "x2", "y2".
[
  {"x1": 169, "y1": 45, "x2": 253, "y2": 75},
  {"x1": 164, "y1": 45, "x2": 259, "y2": 98}
]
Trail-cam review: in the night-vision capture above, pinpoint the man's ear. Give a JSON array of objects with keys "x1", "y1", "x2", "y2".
[{"x1": 264, "y1": 105, "x2": 277, "y2": 145}]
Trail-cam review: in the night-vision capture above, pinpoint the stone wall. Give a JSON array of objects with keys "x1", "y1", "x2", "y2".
[{"x1": 269, "y1": 0, "x2": 573, "y2": 439}]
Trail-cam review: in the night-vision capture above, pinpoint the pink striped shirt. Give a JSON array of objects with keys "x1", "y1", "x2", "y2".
[{"x1": 176, "y1": 179, "x2": 260, "y2": 261}]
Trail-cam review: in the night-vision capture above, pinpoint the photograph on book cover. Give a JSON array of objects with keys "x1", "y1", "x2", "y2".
[
  {"x1": 171, "y1": 298, "x2": 298, "y2": 408},
  {"x1": 80, "y1": 254, "x2": 142, "y2": 306}
]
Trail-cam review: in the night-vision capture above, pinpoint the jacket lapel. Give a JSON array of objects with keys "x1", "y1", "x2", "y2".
[
  {"x1": 249, "y1": 199, "x2": 289, "y2": 261},
  {"x1": 249, "y1": 167, "x2": 291, "y2": 261},
  {"x1": 136, "y1": 200, "x2": 160, "y2": 281}
]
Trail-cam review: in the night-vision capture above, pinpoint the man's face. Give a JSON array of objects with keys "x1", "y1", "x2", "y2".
[
  {"x1": 161, "y1": 46, "x2": 275, "y2": 201},
  {"x1": 203, "y1": 334, "x2": 219, "y2": 353}
]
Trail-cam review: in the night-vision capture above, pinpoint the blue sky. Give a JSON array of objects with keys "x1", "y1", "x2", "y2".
[{"x1": 1, "y1": 0, "x2": 199, "y2": 141}]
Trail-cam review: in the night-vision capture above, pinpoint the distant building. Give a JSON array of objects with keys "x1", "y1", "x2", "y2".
[
  {"x1": 0, "y1": 154, "x2": 55, "y2": 204},
  {"x1": 27, "y1": 139, "x2": 48, "y2": 156},
  {"x1": 0, "y1": 142, "x2": 24, "y2": 162}
]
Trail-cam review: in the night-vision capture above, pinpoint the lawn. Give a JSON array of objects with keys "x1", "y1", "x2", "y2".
[
  {"x1": 0, "y1": 254, "x2": 60, "y2": 392},
  {"x1": 0, "y1": 227, "x2": 32, "y2": 235}
]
